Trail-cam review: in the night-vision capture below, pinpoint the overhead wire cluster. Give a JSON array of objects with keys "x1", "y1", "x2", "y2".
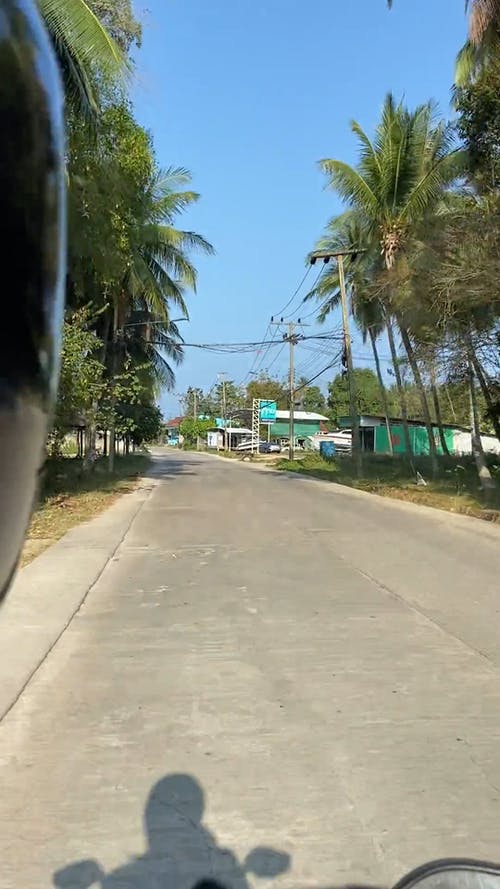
[
  {"x1": 239, "y1": 266, "x2": 316, "y2": 385},
  {"x1": 238, "y1": 262, "x2": 335, "y2": 386},
  {"x1": 165, "y1": 260, "x2": 342, "y2": 394}
]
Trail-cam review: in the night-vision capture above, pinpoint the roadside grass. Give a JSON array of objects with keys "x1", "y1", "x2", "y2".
[
  {"x1": 21, "y1": 454, "x2": 151, "y2": 566},
  {"x1": 276, "y1": 452, "x2": 500, "y2": 522}
]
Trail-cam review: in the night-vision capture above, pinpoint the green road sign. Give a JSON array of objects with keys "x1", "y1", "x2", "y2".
[{"x1": 259, "y1": 400, "x2": 277, "y2": 422}]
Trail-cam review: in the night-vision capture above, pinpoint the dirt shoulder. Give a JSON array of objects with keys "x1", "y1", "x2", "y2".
[{"x1": 21, "y1": 454, "x2": 151, "y2": 566}]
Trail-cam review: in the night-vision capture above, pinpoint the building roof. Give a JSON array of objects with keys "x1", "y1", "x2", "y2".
[
  {"x1": 165, "y1": 416, "x2": 184, "y2": 428},
  {"x1": 275, "y1": 410, "x2": 329, "y2": 421},
  {"x1": 338, "y1": 414, "x2": 461, "y2": 430},
  {"x1": 208, "y1": 426, "x2": 253, "y2": 435}
]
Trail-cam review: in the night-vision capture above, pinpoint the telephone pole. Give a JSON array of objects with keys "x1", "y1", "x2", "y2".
[
  {"x1": 218, "y1": 372, "x2": 228, "y2": 450},
  {"x1": 310, "y1": 249, "x2": 362, "y2": 476},
  {"x1": 193, "y1": 388, "x2": 199, "y2": 450},
  {"x1": 271, "y1": 318, "x2": 303, "y2": 461}
]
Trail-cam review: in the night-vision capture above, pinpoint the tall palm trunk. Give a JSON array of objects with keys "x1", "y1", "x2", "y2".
[
  {"x1": 368, "y1": 326, "x2": 393, "y2": 455},
  {"x1": 469, "y1": 349, "x2": 500, "y2": 443},
  {"x1": 386, "y1": 317, "x2": 413, "y2": 457},
  {"x1": 398, "y1": 321, "x2": 439, "y2": 477},
  {"x1": 429, "y1": 362, "x2": 451, "y2": 456},
  {"x1": 468, "y1": 360, "x2": 495, "y2": 495}
]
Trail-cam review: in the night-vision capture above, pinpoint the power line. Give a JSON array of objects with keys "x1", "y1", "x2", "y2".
[
  {"x1": 295, "y1": 350, "x2": 343, "y2": 391},
  {"x1": 263, "y1": 340, "x2": 287, "y2": 376},
  {"x1": 151, "y1": 332, "x2": 343, "y2": 355},
  {"x1": 289, "y1": 267, "x2": 328, "y2": 321},
  {"x1": 241, "y1": 324, "x2": 280, "y2": 383},
  {"x1": 274, "y1": 266, "x2": 313, "y2": 318},
  {"x1": 240, "y1": 264, "x2": 316, "y2": 383},
  {"x1": 240, "y1": 322, "x2": 273, "y2": 383}
]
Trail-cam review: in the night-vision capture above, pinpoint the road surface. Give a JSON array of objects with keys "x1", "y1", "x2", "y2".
[{"x1": 1, "y1": 450, "x2": 500, "y2": 889}]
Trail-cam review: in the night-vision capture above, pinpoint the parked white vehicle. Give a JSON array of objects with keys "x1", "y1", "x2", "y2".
[{"x1": 308, "y1": 431, "x2": 352, "y2": 453}]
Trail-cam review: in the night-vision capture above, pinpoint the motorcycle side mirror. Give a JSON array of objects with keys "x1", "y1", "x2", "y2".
[
  {"x1": 243, "y1": 846, "x2": 291, "y2": 878},
  {"x1": 394, "y1": 859, "x2": 500, "y2": 889}
]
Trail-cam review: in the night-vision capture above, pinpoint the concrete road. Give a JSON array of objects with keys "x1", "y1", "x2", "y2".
[{"x1": 1, "y1": 450, "x2": 500, "y2": 889}]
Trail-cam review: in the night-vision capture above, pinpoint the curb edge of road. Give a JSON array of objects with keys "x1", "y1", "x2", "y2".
[{"x1": 0, "y1": 476, "x2": 158, "y2": 725}]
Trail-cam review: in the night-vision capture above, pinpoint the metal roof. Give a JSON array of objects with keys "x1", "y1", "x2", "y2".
[
  {"x1": 275, "y1": 410, "x2": 329, "y2": 421},
  {"x1": 208, "y1": 426, "x2": 253, "y2": 434}
]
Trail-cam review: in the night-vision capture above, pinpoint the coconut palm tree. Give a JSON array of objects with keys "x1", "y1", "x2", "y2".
[
  {"x1": 39, "y1": 0, "x2": 126, "y2": 115},
  {"x1": 319, "y1": 95, "x2": 465, "y2": 473},
  {"x1": 110, "y1": 166, "x2": 213, "y2": 388},
  {"x1": 387, "y1": 0, "x2": 500, "y2": 37},
  {"x1": 387, "y1": 0, "x2": 500, "y2": 84},
  {"x1": 124, "y1": 167, "x2": 213, "y2": 323}
]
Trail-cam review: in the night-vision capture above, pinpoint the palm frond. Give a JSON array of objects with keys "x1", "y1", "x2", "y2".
[
  {"x1": 40, "y1": 0, "x2": 125, "y2": 75},
  {"x1": 467, "y1": 0, "x2": 500, "y2": 44},
  {"x1": 319, "y1": 159, "x2": 378, "y2": 216}
]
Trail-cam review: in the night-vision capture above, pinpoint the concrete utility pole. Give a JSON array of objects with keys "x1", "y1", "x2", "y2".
[
  {"x1": 271, "y1": 318, "x2": 302, "y2": 461},
  {"x1": 193, "y1": 389, "x2": 199, "y2": 450},
  {"x1": 218, "y1": 372, "x2": 228, "y2": 451},
  {"x1": 310, "y1": 250, "x2": 362, "y2": 477}
]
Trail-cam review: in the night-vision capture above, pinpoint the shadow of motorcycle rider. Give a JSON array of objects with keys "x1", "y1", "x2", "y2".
[{"x1": 53, "y1": 773, "x2": 290, "y2": 889}]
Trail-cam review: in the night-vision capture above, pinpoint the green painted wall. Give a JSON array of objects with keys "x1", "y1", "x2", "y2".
[
  {"x1": 270, "y1": 420, "x2": 322, "y2": 438},
  {"x1": 375, "y1": 424, "x2": 455, "y2": 455}
]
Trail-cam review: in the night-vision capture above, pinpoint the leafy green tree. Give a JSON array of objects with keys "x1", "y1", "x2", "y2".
[
  {"x1": 456, "y1": 56, "x2": 500, "y2": 191},
  {"x1": 327, "y1": 369, "x2": 388, "y2": 425},
  {"x1": 68, "y1": 103, "x2": 212, "y2": 392},
  {"x1": 179, "y1": 387, "x2": 206, "y2": 417},
  {"x1": 295, "y1": 380, "x2": 326, "y2": 413},
  {"x1": 213, "y1": 380, "x2": 246, "y2": 418},
  {"x1": 55, "y1": 307, "x2": 106, "y2": 430},
  {"x1": 117, "y1": 403, "x2": 163, "y2": 446},
  {"x1": 246, "y1": 376, "x2": 288, "y2": 409},
  {"x1": 67, "y1": 101, "x2": 154, "y2": 300},
  {"x1": 179, "y1": 417, "x2": 215, "y2": 448},
  {"x1": 86, "y1": 0, "x2": 142, "y2": 49}
]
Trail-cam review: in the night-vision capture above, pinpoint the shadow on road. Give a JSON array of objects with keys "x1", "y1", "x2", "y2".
[
  {"x1": 53, "y1": 773, "x2": 291, "y2": 889},
  {"x1": 145, "y1": 456, "x2": 200, "y2": 482}
]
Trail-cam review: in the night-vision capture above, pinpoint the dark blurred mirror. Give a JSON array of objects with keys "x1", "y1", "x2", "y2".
[{"x1": 395, "y1": 860, "x2": 500, "y2": 889}]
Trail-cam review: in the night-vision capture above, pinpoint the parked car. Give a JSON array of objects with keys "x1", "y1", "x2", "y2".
[{"x1": 259, "y1": 441, "x2": 281, "y2": 454}]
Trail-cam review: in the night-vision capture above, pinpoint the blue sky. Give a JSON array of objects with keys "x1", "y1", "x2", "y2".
[{"x1": 132, "y1": 0, "x2": 466, "y2": 417}]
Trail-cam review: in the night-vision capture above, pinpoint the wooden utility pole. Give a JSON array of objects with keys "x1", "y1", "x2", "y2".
[{"x1": 310, "y1": 250, "x2": 362, "y2": 476}]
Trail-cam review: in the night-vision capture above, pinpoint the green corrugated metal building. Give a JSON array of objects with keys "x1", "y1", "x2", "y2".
[{"x1": 338, "y1": 415, "x2": 455, "y2": 456}]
